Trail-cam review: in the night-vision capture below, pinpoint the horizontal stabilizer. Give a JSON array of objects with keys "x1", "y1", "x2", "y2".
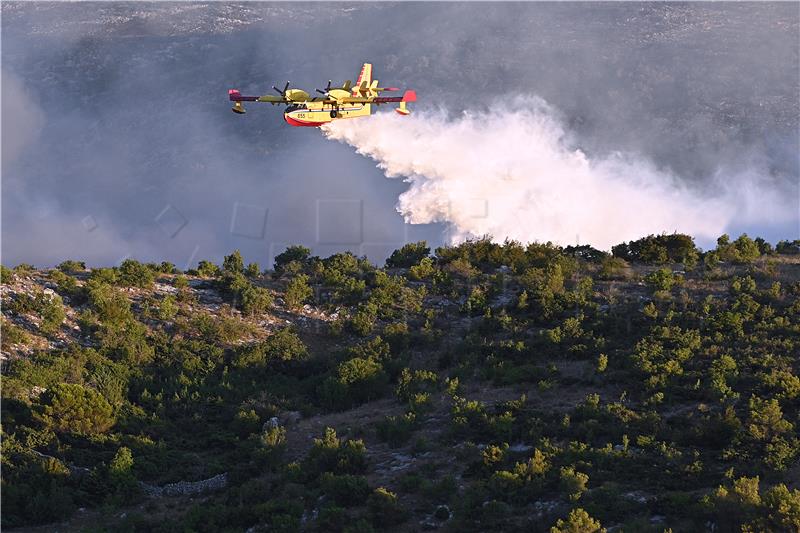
[{"x1": 228, "y1": 89, "x2": 258, "y2": 102}]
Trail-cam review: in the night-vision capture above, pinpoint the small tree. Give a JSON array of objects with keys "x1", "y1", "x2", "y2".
[
  {"x1": 275, "y1": 245, "x2": 312, "y2": 273},
  {"x1": 644, "y1": 268, "x2": 676, "y2": 293},
  {"x1": 241, "y1": 286, "x2": 273, "y2": 316},
  {"x1": 37, "y1": 383, "x2": 115, "y2": 436},
  {"x1": 559, "y1": 466, "x2": 589, "y2": 501},
  {"x1": 38, "y1": 292, "x2": 66, "y2": 335},
  {"x1": 118, "y1": 259, "x2": 155, "y2": 288},
  {"x1": 285, "y1": 274, "x2": 313, "y2": 310},
  {"x1": 245, "y1": 262, "x2": 260, "y2": 278},
  {"x1": 368, "y1": 487, "x2": 406, "y2": 527},
  {"x1": 550, "y1": 508, "x2": 605, "y2": 533},
  {"x1": 223, "y1": 250, "x2": 245, "y2": 274},
  {"x1": 197, "y1": 260, "x2": 221, "y2": 278},
  {"x1": 386, "y1": 241, "x2": 430, "y2": 268},
  {"x1": 57, "y1": 260, "x2": 86, "y2": 273},
  {"x1": 108, "y1": 447, "x2": 138, "y2": 496}
]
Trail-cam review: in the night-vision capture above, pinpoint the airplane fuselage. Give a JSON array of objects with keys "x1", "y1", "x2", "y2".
[
  {"x1": 283, "y1": 102, "x2": 372, "y2": 127},
  {"x1": 228, "y1": 63, "x2": 414, "y2": 125}
]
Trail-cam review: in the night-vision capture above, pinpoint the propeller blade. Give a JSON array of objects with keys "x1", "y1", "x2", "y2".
[
  {"x1": 272, "y1": 86, "x2": 283, "y2": 96},
  {"x1": 283, "y1": 81, "x2": 290, "y2": 93},
  {"x1": 316, "y1": 89, "x2": 327, "y2": 95},
  {"x1": 326, "y1": 80, "x2": 332, "y2": 91}
]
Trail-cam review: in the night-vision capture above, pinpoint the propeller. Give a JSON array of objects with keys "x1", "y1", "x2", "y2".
[
  {"x1": 272, "y1": 81, "x2": 290, "y2": 96},
  {"x1": 316, "y1": 80, "x2": 333, "y2": 95}
]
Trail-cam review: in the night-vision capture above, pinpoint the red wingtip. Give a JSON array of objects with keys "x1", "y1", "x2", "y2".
[
  {"x1": 402, "y1": 90, "x2": 417, "y2": 103},
  {"x1": 228, "y1": 89, "x2": 241, "y2": 100},
  {"x1": 384, "y1": 87, "x2": 400, "y2": 91}
]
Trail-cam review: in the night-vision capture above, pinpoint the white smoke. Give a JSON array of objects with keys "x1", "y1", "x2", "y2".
[{"x1": 322, "y1": 97, "x2": 792, "y2": 250}]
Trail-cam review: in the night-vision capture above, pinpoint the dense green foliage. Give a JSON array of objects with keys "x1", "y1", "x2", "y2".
[{"x1": 2, "y1": 234, "x2": 798, "y2": 531}]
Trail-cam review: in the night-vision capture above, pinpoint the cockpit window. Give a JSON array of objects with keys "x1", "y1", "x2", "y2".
[{"x1": 285, "y1": 104, "x2": 307, "y2": 112}]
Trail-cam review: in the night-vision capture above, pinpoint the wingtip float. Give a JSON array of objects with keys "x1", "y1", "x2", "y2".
[{"x1": 228, "y1": 63, "x2": 416, "y2": 127}]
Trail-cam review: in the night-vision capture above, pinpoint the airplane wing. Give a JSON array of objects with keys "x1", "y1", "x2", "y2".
[
  {"x1": 339, "y1": 90, "x2": 416, "y2": 106},
  {"x1": 257, "y1": 95, "x2": 289, "y2": 105},
  {"x1": 339, "y1": 96, "x2": 374, "y2": 104}
]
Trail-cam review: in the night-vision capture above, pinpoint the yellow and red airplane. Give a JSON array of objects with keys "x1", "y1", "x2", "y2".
[{"x1": 228, "y1": 63, "x2": 416, "y2": 127}]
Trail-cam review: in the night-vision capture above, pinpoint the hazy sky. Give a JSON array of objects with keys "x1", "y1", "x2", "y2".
[{"x1": 2, "y1": 2, "x2": 798, "y2": 268}]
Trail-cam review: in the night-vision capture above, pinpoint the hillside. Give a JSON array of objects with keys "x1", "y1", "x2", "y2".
[{"x1": 2, "y1": 234, "x2": 800, "y2": 532}]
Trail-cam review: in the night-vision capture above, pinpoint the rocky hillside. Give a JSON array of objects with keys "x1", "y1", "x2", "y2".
[{"x1": 2, "y1": 235, "x2": 800, "y2": 532}]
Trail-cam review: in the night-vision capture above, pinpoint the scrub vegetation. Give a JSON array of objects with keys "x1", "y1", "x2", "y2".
[{"x1": 2, "y1": 234, "x2": 800, "y2": 531}]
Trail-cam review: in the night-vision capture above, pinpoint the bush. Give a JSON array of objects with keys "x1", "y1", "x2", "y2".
[
  {"x1": 117, "y1": 259, "x2": 155, "y2": 288},
  {"x1": 349, "y1": 303, "x2": 378, "y2": 336},
  {"x1": 197, "y1": 260, "x2": 221, "y2": 278},
  {"x1": 560, "y1": 466, "x2": 589, "y2": 501},
  {"x1": 550, "y1": 508, "x2": 605, "y2": 533},
  {"x1": 108, "y1": 447, "x2": 138, "y2": 496},
  {"x1": 284, "y1": 274, "x2": 313, "y2": 310},
  {"x1": 376, "y1": 412, "x2": 417, "y2": 448},
  {"x1": 776, "y1": 240, "x2": 800, "y2": 255},
  {"x1": 597, "y1": 256, "x2": 630, "y2": 280},
  {"x1": 223, "y1": 250, "x2": 245, "y2": 274},
  {"x1": 409, "y1": 257, "x2": 436, "y2": 280},
  {"x1": 326, "y1": 356, "x2": 388, "y2": 407},
  {"x1": 241, "y1": 285, "x2": 273, "y2": 316},
  {"x1": 245, "y1": 262, "x2": 260, "y2": 277},
  {"x1": 305, "y1": 427, "x2": 368, "y2": 477},
  {"x1": 612, "y1": 233, "x2": 698, "y2": 265},
  {"x1": 1, "y1": 264, "x2": 13, "y2": 282},
  {"x1": 368, "y1": 487, "x2": 406, "y2": 527},
  {"x1": 275, "y1": 245, "x2": 312, "y2": 273},
  {"x1": 57, "y1": 260, "x2": 86, "y2": 273},
  {"x1": 321, "y1": 473, "x2": 371, "y2": 506},
  {"x1": 36, "y1": 383, "x2": 115, "y2": 436},
  {"x1": 233, "y1": 327, "x2": 307, "y2": 367},
  {"x1": 714, "y1": 234, "x2": 762, "y2": 264},
  {"x1": 157, "y1": 294, "x2": 178, "y2": 321},
  {"x1": 1, "y1": 319, "x2": 30, "y2": 349},
  {"x1": 38, "y1": 292, "x2": 66, "y2": 335},
  {"x1": 644, "y1": 268, "x2": 677, "y2": 293},
  {"x1": 386, "y1": 242, "x2": 430, "y2": 268}
]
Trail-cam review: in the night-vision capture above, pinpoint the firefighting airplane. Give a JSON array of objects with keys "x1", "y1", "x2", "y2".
[{"x1": 228, "y1": 63, "x2": 416, "y2": 127}]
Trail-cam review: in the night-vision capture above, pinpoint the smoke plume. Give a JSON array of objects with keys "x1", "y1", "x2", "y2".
[{"x1": 323, "y1": 97, "x2": 793, "y2": 250}]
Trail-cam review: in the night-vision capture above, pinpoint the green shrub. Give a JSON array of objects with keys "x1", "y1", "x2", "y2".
[
  {"x1": 550, "y1": 508, "x2": 605, "y2": 533},
  {"x1": 275, "y1": 245, "x2": 312, "y2": 273},
  {"x1": 321, "y1": 473, "x2": 371, "y2": 506},
  {"x1": 117, "y1": 259, "x2": 155, "y2": 288},
  {"x1": 409, "y1": 257, "x2": 436, "y2": 280},
  {"x1": 1, "y1": 264, "x2": 14, "y2": 282},
  {"x1": 241, "y1": 285, "x2": 273, "y2": 316},
  {"x1": 376, "y1": 412, "x2": 417, "y2": 448},
  {"x1": 245, "y1": 262, "x2": 260, "y2": 277},
  {"x1": 1, "y1": 319, "x2": 30, "y2": 349},
  {"x1": 197, "y1": 260, "x2": 221, "y2": 278},
  {"x1": 560, "y1": 466, "x2": 589, "y2": 501},
  {"x1": 38, "y1": 292, "x2": 66, "y2": 335},
  {"x1": 644, "y1": 268, "x2": 677, "y2": 292},
  {"x1": 36, "y1": 383, "x2": 115, "y2": 436},
  {"x1": 386, "y1": 241, "x2": 430, "y2": 268},
  {"x1": 57, "y1": 260, "x2": 86, "y2": 273},
  {"x1": 223, "y1": 250, "x2": 245, "y2": 274},
  {"x1": 368, "y1": 487, "x2": 406, "y2": 527},
  {"x1": 305, "y1": 427, "x2": 368, "y2": 477},
  {"x1": 284, "y1": 274, "x2": 313, "y2": 310}
]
